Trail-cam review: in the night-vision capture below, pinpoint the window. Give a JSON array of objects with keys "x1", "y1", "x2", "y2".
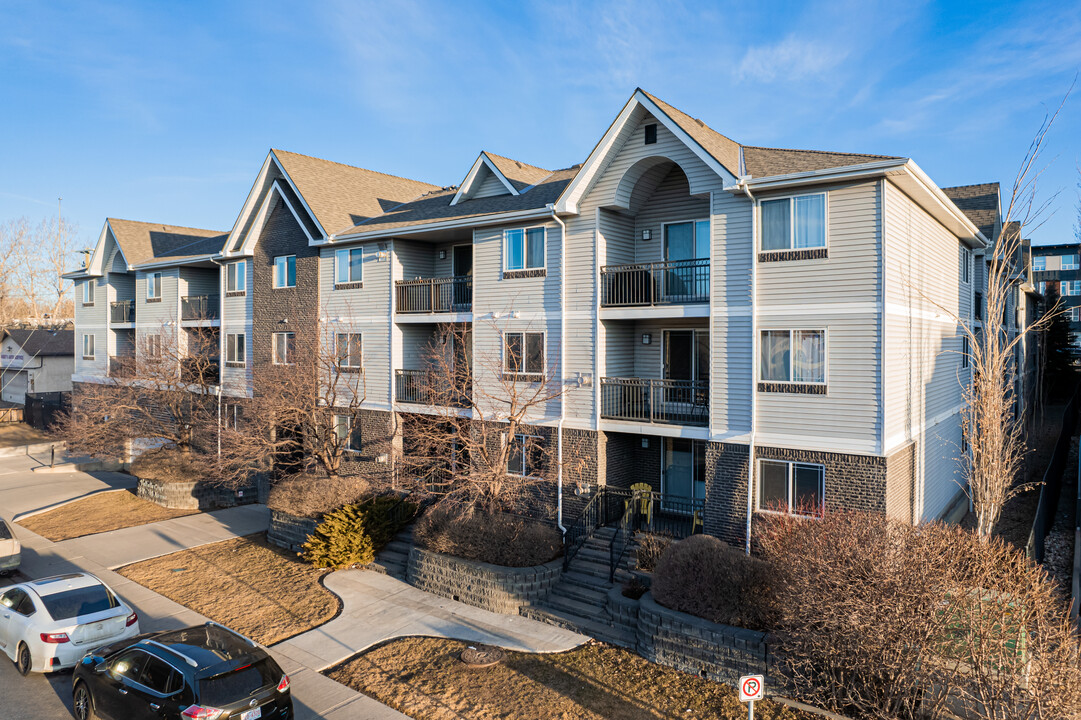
[
  {"x1": 975, "y1": 292, "x2": 983, "y2": 320},
  {"x1": 146, "y1": 335, "x2": 161, "y2": 359},
  {"x1": 335, "y1": 248, "x2": 363, "y2": 285},
  {"x1": 1068, "y1": 307, "x2": 1081, "y2": 322},
  {"x1": 110, "y1": 650, "x2": 148, "y2": 683},
  {"x1": 226, "y1": 260, "x2": 246, "y2": 293},
  {"x1": 226, "y1": 333, "x2": 245, "y2": 365},
  {"x1": 140, "y1": 656, "x2": 182, "y2": 695},
  {"x1": 644, "y1": 123, "x2": 657, "y2": 145},
  {"x1": 506, "y1": 433, "x2": 543, "y2": 477},
  {"x1": 1038, "y1": 281, "x2": 1046, "y2": 295},
  {"x1": 961, "y1": 248, "x2": 970, "y2": 283},
  {"x1": 224, "y1": 403, "x2": 242, "y2": 430},
  {"x1": 272, "y1": 332, "x2": 295, "y2": 365},
  {"x1": 962, "y1": 335, "x2": 969, "y2": 368},
  {"x1": 758, "y1": 460, "x2": 824, "y2": 516},
  {"x1": 146, "y1": 272, "x2": 162, "y2": 300},
  {"x1": 0, "y1": 588, "x2": 34, "y2": 617},
  {"x1": 504, "y1": 227, "x2": 545, "y2": 271},
  {"x1": 504, "y1": 332, "x2": 544, "y2": 376},
  {"x1": 335, "y1": 415, "x2": 362, "y2": 452},
  {"x1": 82, "y1": 334, "x2": 95, "y2": 359},
  {"x1": 335, "y1": 332, "x2": 362, "y2": 369},
  {"x1": 759, "y1": 329, "x2": 825, "y2": 383},
  {"x1": 82, "y1": 280, "x2": 95, "y2": 305},
  {"x1": 273, "y1": 255, "x2": 296, "y2": 288},
  {"x1": 760, "y1": 194, "x2": 826, "y2": 251},
  {"x1": 1063, "y1": 281, "x2": 1081, "y2": 297},
  {"x1": 1033, "y1": 256, "x2": 1046, "y2": 272},
  {"x1": 1062, "y1": 254, "x2": 1079, "y2": 271}
]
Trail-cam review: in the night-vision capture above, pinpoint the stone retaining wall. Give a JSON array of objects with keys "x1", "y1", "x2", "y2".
[
  {"x1": 137, "y1": 477, "x2": 258, "y2": 511},
  {"x1": 406, "y1": 547, "x2": 562, "y2": 614},
  {"x1": 267, "y1": 509, "x2": 319, "y2": 552},
  {"x1": 606, "y1": 585, "x2": 640, "y2": 634},
  {"x1": 637, "y1": 592, "x2": 769, "y2": 686}
]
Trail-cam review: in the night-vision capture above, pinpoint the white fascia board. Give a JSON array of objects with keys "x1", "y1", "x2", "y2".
[
  {"x1": 269, "y1": 151, "x2": 329, "y2": 242},
  {"x1": 556, "y1": 89, "x2": 738, "y2": 214},
  {"x1": 450, "y1": 152, "x2": 520, "y2": 206},
  {"x1": 133, "y1": 254, "x2": 220, "y2": 271},
  {"x1": 329, "y1": 206, "x2": 555, "y2": 244},
  {"x1": 236, "y1": 179, "x2": 316, "y2": 256},
  {"x1": 224, "y1": 152, "x2": 275, "y2": 254},
  {"x1": 79, "y1": 221, "x2": 125, "y2": 277}
]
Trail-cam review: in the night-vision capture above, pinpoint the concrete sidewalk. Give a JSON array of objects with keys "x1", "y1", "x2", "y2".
[{"x1": 275, "y1": 570, "x2": 586, "y2": 671}]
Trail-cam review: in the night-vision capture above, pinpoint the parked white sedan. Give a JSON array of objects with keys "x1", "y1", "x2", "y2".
[
  {"x1": 0, "y1": 517, "x2": 18, "y2": 575},
  {"x1": 0, "y1": 572, "x2": 140, "y2": 674}
]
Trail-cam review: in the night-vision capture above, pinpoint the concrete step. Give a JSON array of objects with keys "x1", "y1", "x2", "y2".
[
  {"x1": 367, "y1": 558, "x2": 407, "y2": 580},
  {"x1": 384, "y1": 539, "x2": 413, "y2": 555},
  {"x1": 560, "y1": 570, "x2": 615, "y2": 591},
  {"x1": 523, "y1": 606, "x2": 636, "y2": 649},
  {"x1": 550, "y1": 581, "x2": 608, "y2": 606},
  {"x1": 545, "y1": 592, "x2": 606, "y2": 618}
]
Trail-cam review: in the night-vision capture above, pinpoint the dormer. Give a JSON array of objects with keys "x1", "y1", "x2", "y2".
[{"x1": 450, "y1": 152, "x2": 551, "y2": 205}]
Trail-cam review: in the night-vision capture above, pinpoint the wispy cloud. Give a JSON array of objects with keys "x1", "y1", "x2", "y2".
[{"x1": 736, "y1": 36, "x2": 848, "y2": 83}]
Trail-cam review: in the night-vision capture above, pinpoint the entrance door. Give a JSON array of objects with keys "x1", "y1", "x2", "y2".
[
  {"x1": 452, "y1": 245, "x2": 473, "y2": 309},
  {"x1": 662, "y1": 438, "x2": 705, "y2": 508},
  {"x1": 662, "y1": 330, "x2": 709, "y2": 421}
]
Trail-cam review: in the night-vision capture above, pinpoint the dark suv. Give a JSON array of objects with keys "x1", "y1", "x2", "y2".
[{"x1": 71, "y1": 622, "x2": 293, "y2": 720}]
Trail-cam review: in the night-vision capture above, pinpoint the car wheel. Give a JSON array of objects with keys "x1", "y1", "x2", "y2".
[
  {"x1": 15, "y1": 642, "x2": 31, "y2": 675},
  {"x1": 73, "y1": 681, "x2": 98, "y2": 720}
]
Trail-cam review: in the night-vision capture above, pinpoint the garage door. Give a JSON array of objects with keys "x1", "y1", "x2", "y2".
[{"x1": 2, "y1": 371, "x2": 27, "y2": 404}]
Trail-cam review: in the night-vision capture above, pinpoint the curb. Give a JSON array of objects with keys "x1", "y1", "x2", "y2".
[
  {"x1": 0, "y1": 440, "x2": 65, "y2": 458},
  {"x1": 12, "y1": 488, "x2": 132, "y2": 523},
  {"x1": 31, "y1": 459, "x2": 125, "y2": 474}
]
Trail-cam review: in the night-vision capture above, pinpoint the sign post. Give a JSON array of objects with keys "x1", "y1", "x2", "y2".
[{"x1": 738, "y1": 674, "x2": 764, "y2": 720}]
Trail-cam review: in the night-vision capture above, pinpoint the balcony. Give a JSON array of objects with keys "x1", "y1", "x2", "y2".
[
  {"x1": 108, "y1": 356, "x2": 135, "y2": 379},
  {"x1": 180, "y1": 357, "x2": 220, "y2": 385},
  {"x1": 180, "y1": 295, "x2": 220, "y2": 321},
  {"x1": 600, "y1": 259, "x2": 709, "y2": 307},
  {"x1": 395, "y1": 369, "x2": 470, "y2": 407},
  {"x1": 395, "y1": 276, "x2": 472, "y2": 314},
  {"x1": 600, "y1": 377, "x2": 709, "y2": 426},
  {"x1": 109, "y1": 300, "x2": 135, "y2": 324}
]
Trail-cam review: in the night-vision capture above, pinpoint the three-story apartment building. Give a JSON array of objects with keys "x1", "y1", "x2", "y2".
[
  {"x1": 69, "y1": 89, "x2": 1015, "y2": 547},
  {"x1": 1033, "y1": 241, "x2": 1081, "y2": 346}
]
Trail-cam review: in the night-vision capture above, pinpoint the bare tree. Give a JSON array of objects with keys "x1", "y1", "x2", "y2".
[
  {"x1": 0, "y1": 214, "x2": 79, "y2": 322},
  {"x1": 396, "y1": 319, "x2": 579, "y2": 517}
]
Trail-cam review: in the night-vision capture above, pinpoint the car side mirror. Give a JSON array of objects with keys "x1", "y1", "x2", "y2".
[{"x1": 92, "y1": 658, "x2": 108, "y2": 674}]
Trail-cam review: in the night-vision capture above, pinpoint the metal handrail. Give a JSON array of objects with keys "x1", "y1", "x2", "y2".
[
  {"x1": 395, "y1": 369, "x2": 470, "y2": 407},
  {"x1": 562, "y1": 487, "x2": 633, "y2": 571},
  {"x1": 609, "y1": 491, "x2": 640, "y2": 582},
  {"x1": 600, "y1": 377, "x2": 709, "y2": 426},
  {"x1": 109, "y1": 300, "x2": 135, "y2": 323},
  {"x1": 180, "y1": 295, "x2": 220, "y2": 321},
  {"x1": 600, "y1": 258, "x2": 709, "y2": 306},
  {"x1": 395, "y1": 275, "x2": 472, "y2": 314}
]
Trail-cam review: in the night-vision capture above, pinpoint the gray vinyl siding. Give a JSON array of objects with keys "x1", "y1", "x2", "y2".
[
  {"x1": 564, "y1": 211, "x2": 600, "y2": 423},
  {"x1": 921, "y1": 412, "x2": 964, "y2": 521},
  {"x1": 633, "y1": 166, "x2": 710, "y2": 264},
  {"x1": 221, "y1": 260, "x2": 252, "y2": 397},
  {"x1": 395, "y1": 240, "x2": 436, "y2": 281},
  {"x1": 471, "y1": 168, "x2": 511, "y2": 199},
  {"x1": 179, "y1": 267, "x2": 219, "y2": 299},
  {"x1": 399, "y1": 325, "x2": 439, "y2": 370},
  {"x1": 75, "y1": 274, "x2": 108, "y2": 376},
  {"x1": 135, "y1": 268, "x2": 179, "y2": 363},
  {"x1": 754, "y1": 181, "x2": 882, "y2": 454},
  {"x1": 710, "y1": 190, "x2": 753, "y2": 437}
]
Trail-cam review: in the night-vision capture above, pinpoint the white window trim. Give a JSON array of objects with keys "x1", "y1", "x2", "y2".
[
  {"x1": 82, "y1": 334, "x2": 95, "y2": 360},
  {"x1": 146, "y1": 272, "x2": 162, "y2": 300},
  {"x1": 336, "y1": 415, "x2": 361, "y2": 453},
  {"x1": 758, "y1": 328, "x2": 828, "y2": 385},
  {"x1": 1032, "y1": 256, "x2": 1046, "y2": 272},
  {"x1": 961, "y1": 248, "x2": 971, "y2": 284},
  {"x1": 272, "y1": 331, "x2": 295, "y2": 365},
  {"x1": 501, "y1": 330, "x2": 546, "y2": 378},
  {"x1": 660, "y1": 218, "x2": 712, "y2": 261},
  {"x1": 505, "y1": 431, "x2": 543, "y2": 478},
  {"x1": 961, "y1": 334, "x2": 969, "y2": 369},
  {"x1": 83, "y1": 280, "x2": 95, "y2": 305},
  {"x1": 335, "y1": 332, "x2": 363, "y2": 369},
  {"x1": 334, "y1": 247, "x2": 364, "y2": 286},
  {"x1": 226, "y1": 333, "x2": 246, "y2": 366},
  {"x1": 503, "y1": 225, "x2": 547, "y2": 272},
  {"x1": 754, "y1": 459, "x2": 825, "y2": 517},
  {"x1": 226, "y1": 260, "x2": 247, "y2": 294},
  {"x1": 273, "y1": 255, "x2": 296, "y2": 289},
  {"x1": 1062, "y1": 255, "x2": 1080, "y2": 271},
  {"x1": 757, "y1": 191, "x2": 829, "y2": 252}
]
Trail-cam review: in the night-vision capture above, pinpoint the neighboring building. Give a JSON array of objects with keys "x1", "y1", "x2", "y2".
[
  {"x1": 69, "y1": 89, "x2": 1027, "y2": 548},
  {"x1": 1032, "y1": 241, "x2": 1081, "y2": 345},
  {"x1": 0, "y1": 328, "x2": 74, "y2": 404}
]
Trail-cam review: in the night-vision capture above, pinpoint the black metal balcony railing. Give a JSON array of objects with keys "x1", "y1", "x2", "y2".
[
  {"x1": 600, "y1": 377, "x2": 709, "y2": 426},
  {"x1": 180, "y1": 357, "x2": 220, "y2": 385},
  {"x1": 108, "y1": 356, "x2": 135, "y2": 379},
  {"x1": 600, "y1": 258, "x2": 710, "y2": 307},
  {"x1": 109, "y1": 300, "x2": 135, "y2": 323},
  {"x1": 395, "y1": 369, "x2": 470, "y2": 407},
  {"x1": 395, "y1": 276, "x2": 472, "y2": 314},
  {"x1": 180, "y1": 295, "x2": 220, "y2": 321}
]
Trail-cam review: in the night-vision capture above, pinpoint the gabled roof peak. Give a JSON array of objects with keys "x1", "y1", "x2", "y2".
[{"x1": 270, "y1": 148, "x2": 439, "y2": 190}]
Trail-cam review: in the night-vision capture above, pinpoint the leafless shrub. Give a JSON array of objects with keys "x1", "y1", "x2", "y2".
[
  {"x1": 759, "y1": 510, "x2": 1081, "y2": 720},
  {"x1": 129, "y1": 447, "x2": 209, "y2": 484},
  {"x1": 266, "y1": 473, "x2": 372, "y2": 519},
  {"x1": 634, "y1": 532, "x2": 673, "y2": 573},
  {"x1": 413, "y1": 504, "x2": 561, "y2": 567}
]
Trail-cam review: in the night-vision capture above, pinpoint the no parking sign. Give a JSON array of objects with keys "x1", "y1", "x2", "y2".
[{"x1": 739, "y1": 675, "x2": 764, "y2": 702}]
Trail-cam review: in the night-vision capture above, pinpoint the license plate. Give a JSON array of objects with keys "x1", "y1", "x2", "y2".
[{"x1": 240, "y1": 707, "x2": 262, "y2": 720}]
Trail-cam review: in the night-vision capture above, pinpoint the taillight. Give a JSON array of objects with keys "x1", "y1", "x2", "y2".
[
  {"x1": 180, "y1": 706, "x2": 224, "y2": 720},
  {"x1": 40, "y1": 632, "x2": 70, "y2": 644},
  {"x1": 277, "y1": 673, "x2": 290, "y2": 692},
  {"x1": 125, "y1": 611, "x2": 138, "y2": 627}
]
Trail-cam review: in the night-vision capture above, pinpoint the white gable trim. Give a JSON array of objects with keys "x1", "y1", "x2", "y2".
[
  {"x1": 556, "y1": 90, "x2": 738, "y2": 214},
  {"x1": 270, "y1": 150, "x2": 328, "y2": 241},
  {"x1": 223, "y1": 153, "x2": 275, "y2": 256},
  {"x1": 450, "y1": 153, "x2": 520, "y2": 206},
  {"x1": 237, "y1": 179, "x2": 316, "y2": 256}
]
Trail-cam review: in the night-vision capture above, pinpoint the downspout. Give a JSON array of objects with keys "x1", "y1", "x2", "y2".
[
  {"x1": 548, "y1": 205, "x2": 568, "y2": 535},
  {"x1": 740, "y1": 178, "x2": 757, "y2": 555},
  {"x1": 210, "y1": 257, "x2": 225, "y2": 457}
]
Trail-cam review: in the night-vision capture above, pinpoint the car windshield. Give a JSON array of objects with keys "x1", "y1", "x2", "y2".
[
  {"x1": 39, "y1": 586, "x2": 118, "y2": 620},
  {"x1": 0, "y1": 521, "x2": 11, "y2": 540},
  {"x1": 198, "y1": 658, "x2": 278, "y2": 707}
]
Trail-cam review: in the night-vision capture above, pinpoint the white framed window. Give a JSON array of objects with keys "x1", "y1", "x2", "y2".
[
  {"x1": 226, "y1": 260, "x2": 247, "y2": 293},
  {"x1": 759, "y1": 329, "x2": 826, "y2": 384},
  {"x1": 503, "y1": 331, "x2": 545, "y2": 376},
  {"x1": 1068, "y1": 307, "x2": 1081, "y2": 322},
  {"x1": 146, "y1": 272, "x2": 162, "y2": 300},
  {"x1": 335, "y1": 415, "x2": 362, "y2": 452},
  {"x1": 226, "y1": 333, "x2": 245, "y2": 365},
  {"x1": 82, "y1": 334, "x2": 95, "y2": 359},
  {"x1": 335, "y1": 332, "x2": 362, "y2": 369},
  {"x1": 272, "y1": 332, "x2": 295, "y2": 365},
  {"x1": 757, "y1": 459, "x2": 824, "y2": 516},
  {"x1": 1037, "y1": 281, "x2": 1046, "y2": 295},
  {"x1": 224, "y1": 403, "x2": 242, "y2": 430},
  {"x1": 961, "y1": 247, "x2": 970, "y2": 284},
  {"x1": 273, "y1": 255, "x2": 296, "y2": 288},
  {"x1": 1062, "y1": 254, "x2": 1079, "y2": 271},
  {"x1": 82, "y1": 280, "x2": 95, "y2": 305},
  {"x1": 146, "y1": 335, "x2": 161, "y2": 359},
  {"x1": 760, "y1": 193, "x2": 827, "y2": 251},
  {"x1": 335, "y1": 248, "x2": 363, "y2": 285},
  {"x1": 504, "y1": 227, "x2": 545, "y2": 271},
  {"x1": 962, "y1": 335, "x2": 969, "y2": 368},
  {"x1": 506, "y1": 432, "x2": 543, "y2": 477},
  {"x1": 1032, "y1": 256, "x2": 1046, "y2": 272},
  {"x1": 1063, "y1": 281, "x2": 1081, "y2": 297}
]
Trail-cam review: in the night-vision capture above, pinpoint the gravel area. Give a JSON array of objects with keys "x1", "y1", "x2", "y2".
[{"x1": 1044, "y1": 435, "x2": 1078, "y2": 596}]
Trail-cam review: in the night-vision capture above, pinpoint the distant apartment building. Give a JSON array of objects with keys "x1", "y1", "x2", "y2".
[
  {"x1": 65, "y1": 89, "x2": 1036, "y2": 546},
  {"x1": 1032, "y1": 242, "x2": 1081, "y2": 345}
]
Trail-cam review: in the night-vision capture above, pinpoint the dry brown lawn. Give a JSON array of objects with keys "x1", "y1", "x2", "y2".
[
  {"x1": 118, "y1": 535, "x2": 339, "y2": 645},
  {"x1": 328, "y1": 637, "x2": 802, "y2": 720},
  {"x1": 0, "y1": 422, "x2": 49, "y2": 447},
  {"x1": 17, "y1": 489, "x2": 197, "y2": 541}
]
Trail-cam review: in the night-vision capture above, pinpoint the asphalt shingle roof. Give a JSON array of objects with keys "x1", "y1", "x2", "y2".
[
  {"x1": 2, "y1": 328, "x2": 74, "y2": 356},
  {"x1": 483, "y1": 152, "x2": 553, "y2": 192},
  {"x1": 742, "y1": 146, "x2": 901, "y2": 178},
  {"x1": 640, "y1": 90, "x2": 743, "y2": 178},
  {"x1": 941, "y1": 183, "x2": 1000, "y2": 239},
  {"x1": 107, "y1": 219, "x2": 228, "y2": 268}
]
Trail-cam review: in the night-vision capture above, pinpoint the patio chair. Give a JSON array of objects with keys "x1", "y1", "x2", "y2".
[{"x1": 630, "y1": 482, "x2": 653, "y2": 526}]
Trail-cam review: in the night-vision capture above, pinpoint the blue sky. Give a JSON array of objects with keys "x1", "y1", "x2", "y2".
[{"x1": 2, "y1": 0, "x2": 1080, "y2": 251}]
